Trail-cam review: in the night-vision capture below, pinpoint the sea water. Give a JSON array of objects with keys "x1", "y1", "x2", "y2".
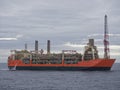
[{"x1": 0, "y1": 63, "x2": 120, "y2": 90}]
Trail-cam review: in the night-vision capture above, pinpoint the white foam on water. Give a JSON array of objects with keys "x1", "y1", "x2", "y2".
[{"x1": 0, "y1": 68, "x2": 9, "y2": 71}]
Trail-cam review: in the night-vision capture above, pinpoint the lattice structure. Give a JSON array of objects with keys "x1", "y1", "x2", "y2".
[{"x1": 104, "y1": 15, "x2": 110, "y2": 59}]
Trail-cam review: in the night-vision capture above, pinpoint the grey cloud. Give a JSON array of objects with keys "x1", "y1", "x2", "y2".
[
  {"x1": 0, "y1": 0, "x2": 119, "y2": 37},
  {"x1": 0, "y1": 0, "x2": 120, "y2": 62}
]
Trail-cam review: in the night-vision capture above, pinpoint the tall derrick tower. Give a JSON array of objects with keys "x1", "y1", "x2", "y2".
[{"x1": 104, "y1": 15, "x2": 110, "y2": 59}]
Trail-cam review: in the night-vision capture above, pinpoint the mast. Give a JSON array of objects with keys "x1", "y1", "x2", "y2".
[{"x1": 104, "y1": 15, "x2": 110, "y2": 59}]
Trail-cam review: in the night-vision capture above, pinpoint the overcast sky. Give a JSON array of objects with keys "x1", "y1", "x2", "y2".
[{"x1": 0, "y1": 0, "x2": 120, "y2": 63}]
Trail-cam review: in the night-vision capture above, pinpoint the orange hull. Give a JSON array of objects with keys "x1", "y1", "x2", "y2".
[{"x1": 8, "y1": 59, "x2": 115, "y2": 71}]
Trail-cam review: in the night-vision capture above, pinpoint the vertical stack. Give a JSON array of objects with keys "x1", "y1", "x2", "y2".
[
  {"x1": 47, "y1": 40, "x2": 50, "y2": 54},
  {"x1": 35, "y1": 40, "x2": 38, "y2": 53}
]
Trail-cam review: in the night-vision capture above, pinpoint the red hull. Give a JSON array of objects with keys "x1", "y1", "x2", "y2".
[{"x1": 8, "y1": 59, "x2": 115, "y2": 71}]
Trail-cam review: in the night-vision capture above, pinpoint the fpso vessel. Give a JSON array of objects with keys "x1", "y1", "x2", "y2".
[{"x1": 7, "y1": 15, "x2": 115, "y2": 71}]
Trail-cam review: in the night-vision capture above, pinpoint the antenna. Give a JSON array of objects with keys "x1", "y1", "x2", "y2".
[{"x1": 104, "y1": 15, "x2": 110, "y2": 59}]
